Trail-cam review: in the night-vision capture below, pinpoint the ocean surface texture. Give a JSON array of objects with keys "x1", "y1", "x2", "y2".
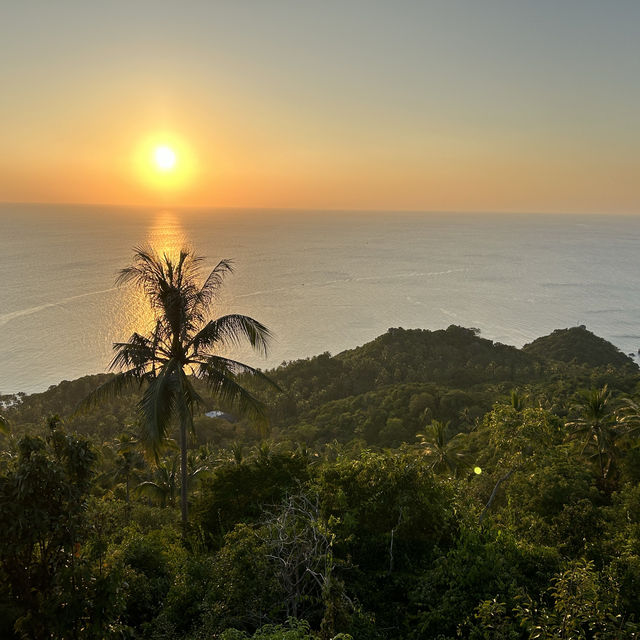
[{"x1": 1, "y1": 204, "x2": 639, "y2": 394}]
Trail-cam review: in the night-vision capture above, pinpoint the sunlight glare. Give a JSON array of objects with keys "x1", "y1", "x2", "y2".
[
  {"x1": 154, "y1": 145, "x2": 176, "y2": 171},
  {"x1": 133, "y1": 133, "x2": 197, "y2": 195}
]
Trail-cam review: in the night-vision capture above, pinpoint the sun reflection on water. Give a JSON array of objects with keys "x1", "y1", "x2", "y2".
[
  {"x1": 109, "y1": 211, "x2": 256, "y2": 373},
  {"x1": 117, "y1": 211, "x2": 190, "y2": 341},
  {"x1": 146, "y1": 210, "x2": 188, "y2": 256}
]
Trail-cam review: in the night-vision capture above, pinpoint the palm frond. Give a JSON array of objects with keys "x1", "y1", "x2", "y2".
[
  {"x1": 110, "y1": 333, "x2": 157, "y2": 372},
  {"x1": 115, "y1": 430, "x2": 141, "y2": 454},
  {"x1": 135, "y1": 480, "x2": 167, "y2": 503},
  {"x1": 187, "y1": 465, "x2": 210, "y2": 488},
  {"x1": 182, "y1": 371, "x2": 207, "y2": 409},
  {"x1": 195, "y1": 259, "x2": 234, "y2": 307},
  {"x1": 116, "y1": 246, "x2": 165, "y2": 288},
  {"x1": 417, "y1": 421, "x2": 469, "y2": 476},
  {"x1": 618, "y1": 398, "x2": 640, "y2": 439},
  {"x1": 198, "y1": 363, "x2": 269, "y2": 434},
  {"x1": 190, "y1": 314, "x2": 273, "y2": 356},
  {"x1": 75, "y1": 370, "x2": 145, "y2": 415},
  {"x1": 175, "y1": 369, "x2": 203, "y2": 435},
  {"x1": 138, "y1": 362, "x2": 179, "y2": 457},
  {"x1": 194, "y1": 354, "x2": 281, "y2": 391}
]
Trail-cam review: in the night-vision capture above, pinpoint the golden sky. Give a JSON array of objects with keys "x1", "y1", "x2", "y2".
[{"x1": 1, "y1": 1, "x2": 639, "y2": 213}]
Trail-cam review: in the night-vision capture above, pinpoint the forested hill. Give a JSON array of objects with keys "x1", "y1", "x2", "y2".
[
  {"x1": 274, "y1": 325, "x2": 538, "y2": 397},
  {"x1": 523, "y1": 324, "x2": 637, "y2": 368},
  {"x1": 3, "y1": 325, "x2": 640, "y2": 638},
  {"x1": 262, "y1": 324, "x2": 640, "y2": 447},
  {"x1": 3, "y1": 324, "x2": 638, "y2": 448},
  {"x1": 270, "y1": 324, "x2": 637, "y2": 408}
]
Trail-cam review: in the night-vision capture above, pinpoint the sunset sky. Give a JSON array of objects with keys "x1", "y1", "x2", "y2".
[{"x1": 2, "y1": 1, "x2": 639, "y2": 213}]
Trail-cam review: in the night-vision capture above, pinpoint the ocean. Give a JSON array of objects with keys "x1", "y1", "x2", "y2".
[{"x1": 1, "y1": 203, "x2": 640, "y2": 395}]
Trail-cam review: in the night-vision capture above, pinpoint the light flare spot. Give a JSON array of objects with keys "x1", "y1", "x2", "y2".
[{"x1": 154, "y1": 145, "x2": 177, "y2": 171}]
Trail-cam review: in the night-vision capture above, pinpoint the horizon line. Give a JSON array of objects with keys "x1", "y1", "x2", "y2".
[{"x1": 1, "y1": 199, "x2": 638, "y2": 217}]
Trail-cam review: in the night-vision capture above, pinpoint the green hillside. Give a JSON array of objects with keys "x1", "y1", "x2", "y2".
[
  {"x1": 5, "y1": 325, "x2": 639, "y2": 449},
  {"x1": 2, "y1": 325, "x2": 640, "y2": 638},
  {"x1": 270, "y1": 326, "x2": 541, "y2": 412},
  {"x1": 522, "y1": 325, "x2": 637, "y2": 369}
]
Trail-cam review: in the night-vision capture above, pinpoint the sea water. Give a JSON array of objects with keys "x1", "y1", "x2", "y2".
[{"x1": 1, "y1": 203, "x2": 639, "y2": 394}]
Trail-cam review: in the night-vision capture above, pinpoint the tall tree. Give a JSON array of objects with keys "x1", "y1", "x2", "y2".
[
  {"x1": 566, "y1": 385, "x2": 620, "y2": 481},
  {"x1": 88, "y1": 247, "x2": 276, "y2": 534},
  {"x1": 136, "y1": 454, "x2": 180, "y2": 508},
  {"x1": 417, "y1": 419, "x2": 468, "y2": 476},
  {"x1": 0, "y1": 423, "x2": 99, "y2": 638},
  {"x1": 111, "y1": 432, "x2": 146, "y2": 515}
]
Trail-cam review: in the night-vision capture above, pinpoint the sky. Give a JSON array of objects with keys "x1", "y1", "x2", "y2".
[{"x1": 1, "y1": 0, "x2": 639, "y2": 213}]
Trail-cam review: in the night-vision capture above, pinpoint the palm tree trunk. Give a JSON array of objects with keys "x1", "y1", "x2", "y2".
[
  {"x1": 125, "y1": 473, "x2": 131, "y2": 524},
  {"x1": 180, "y1": 418, "x2": 188, "y2": 538},
  {"x1": 598, "y1": 446, "x2": 604, "y2": 480}
]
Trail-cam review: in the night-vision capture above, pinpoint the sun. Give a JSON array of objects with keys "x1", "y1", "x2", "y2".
[
  {"x1": 134, "y1": 134, "x2": 196, "y2": 194},
  {"x1": 154, "y1": 145, "x2": 177, "y2": 171}
]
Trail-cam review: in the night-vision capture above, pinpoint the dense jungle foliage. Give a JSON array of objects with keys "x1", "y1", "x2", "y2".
[{"x1": 2, "y1": 324, "x2": 640, "y2": 638}]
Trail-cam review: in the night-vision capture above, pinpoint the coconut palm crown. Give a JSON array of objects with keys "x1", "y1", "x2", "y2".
[
  {"x1": 90, "y1": 246, "x2": 276, "y2": 531},
  {"x1": 566, "y1": 385, "x2": 619, "y2": 481},
  {"x1": 417, "y1": 419, "x2": 468, "y2": 476}
]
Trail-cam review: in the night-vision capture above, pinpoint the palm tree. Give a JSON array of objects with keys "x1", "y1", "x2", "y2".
[
  {"x1": 617, "y1": 397, "x2": 640, "y2": 440},
  {"x1": 566, "y1": 385, "x2": 620, "y2": 481},
  {"x1": 112, "y1": 432, "x2": 146, "y2": 507},
  {"x1": 137, "y1": 452, "x2": 208, "y2": 508},
  {"x1": 416, "y1": 420, "x2": 468, "y2": 476},
  {"x1": 136, "y1": 455, "x2": 179, "y2": 508},
  {"x1": 88, "y1": 246, "x2": 276, "y2": 534}
]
